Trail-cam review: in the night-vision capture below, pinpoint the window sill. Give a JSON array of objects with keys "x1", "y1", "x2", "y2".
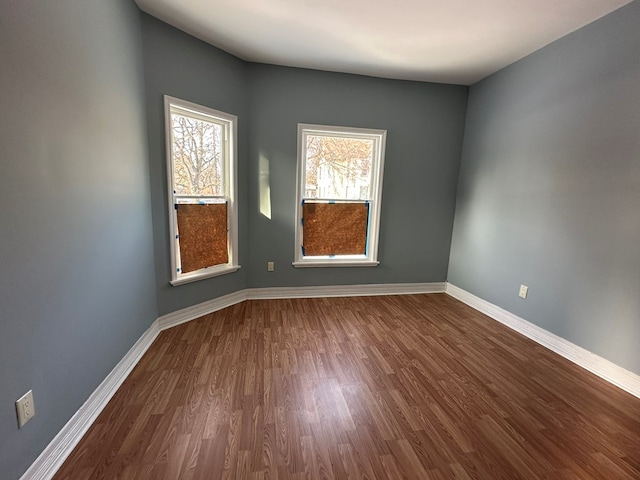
[
  {"x1": 292, "y1": 260, "x2": 380, "y2": 268},
  {"x1": 170, "y1": 265, "x2": 241, "y2": 286}
]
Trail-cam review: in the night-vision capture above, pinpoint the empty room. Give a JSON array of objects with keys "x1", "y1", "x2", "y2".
[{"x1": 1, "y1": 0, "x2": 639, "y2": 478}]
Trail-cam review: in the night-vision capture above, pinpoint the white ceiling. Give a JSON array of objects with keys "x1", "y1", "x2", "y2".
[{"x1": 135, "y1": 0, "x2": 633, "y2": 85}]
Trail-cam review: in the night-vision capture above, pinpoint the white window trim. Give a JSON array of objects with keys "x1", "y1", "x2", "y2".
[
  {"x1": 164, "y1": 95, "x2": 239, "y2": 286},
  {"x1": 293, "y1": 123, "x2": 386, "y2": 268}
]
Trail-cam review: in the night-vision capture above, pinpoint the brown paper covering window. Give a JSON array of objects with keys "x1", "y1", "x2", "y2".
[
  {"x1": 176, "y1": 203, "x2": 228, "y2": 274},
  {"x1": 302, "y1": 202, "x2": 369, "y2": 256}
]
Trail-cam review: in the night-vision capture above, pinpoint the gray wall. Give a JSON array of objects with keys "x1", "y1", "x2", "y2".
[
  {"x1": 0, "y1": 0, "x2": 158, "y2": 478},
  {"x1": 140, "y1": 16, "x2": 467, "y2": 304},
  {"x1": 140, "y1": 14, "x2": 249, "y2": 316},
  {"x1": 247, "y1": 65, "x2": 468, "y2": 287},
  {"x1": 449, "y1": 0, "x2": 640, "y2": 375}
]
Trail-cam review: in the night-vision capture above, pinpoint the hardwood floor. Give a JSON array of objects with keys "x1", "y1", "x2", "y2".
[{"x1": 54, "y1": 294, "x2": 640, "y2": 479}]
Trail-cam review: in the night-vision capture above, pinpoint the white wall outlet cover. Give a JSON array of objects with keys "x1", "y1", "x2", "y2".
[
  {"x1": 519, "y1": 285, "x2": 529, "y2": 299},
  {"x1": 16, "y1": 390, "x2": 35, "y2": 428}
]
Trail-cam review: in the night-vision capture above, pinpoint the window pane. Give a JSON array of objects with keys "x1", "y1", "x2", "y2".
[
  {"x1": 171, "y1": 113, "x2": 224, "y2": 196},
  {"x1": 304, "y1": 135, "x2": 373, "y2": 200}
]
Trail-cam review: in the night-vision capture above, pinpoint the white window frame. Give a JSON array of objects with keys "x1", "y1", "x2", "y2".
[
  {"x1": 293, "y1": 123, "x2": 387, "y2": 268},
  {"x1": 164, "y1": 96, "x2": 239, "y2": 286}
]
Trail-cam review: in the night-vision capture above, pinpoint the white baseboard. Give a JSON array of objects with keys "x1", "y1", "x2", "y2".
[
  {"x1": 445, "y1": 283, "x2": 640, "y2": 399},
  {"x1": 247, "y1": 282, "x2": 446, "y2": 299},
  {"x1": 157, "y1": 289, "x2": 249, "y2": 331},
  {"x1": 22, "y1": 282, "x2": 445, "y2": 480}
]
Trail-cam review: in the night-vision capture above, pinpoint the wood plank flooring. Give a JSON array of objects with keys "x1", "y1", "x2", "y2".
[{"x1": 54, "y1": 294, "x2": 640, "y2": 479}]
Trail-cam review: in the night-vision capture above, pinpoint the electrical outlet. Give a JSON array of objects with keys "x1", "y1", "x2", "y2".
[
  {"x1": 16, "y1": 390, "x2": 35, "y2": 428},
  {"x1": 519, "y1": 284, "x2": 529, "y2": 299},
  {"x1": 267, "y1": 261, "x2": 275, "y2": 272}
]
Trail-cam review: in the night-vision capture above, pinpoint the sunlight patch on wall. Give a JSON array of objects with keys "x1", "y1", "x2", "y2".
[{"x1": 259, "y1": 153, "x2": 272, "y2": 219}]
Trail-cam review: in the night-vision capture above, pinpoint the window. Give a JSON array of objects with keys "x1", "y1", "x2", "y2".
[
  {"x1": 294, "y1": 124, "x2": 387, "y2": 267},
  {"x1": 164, "y1": 96, "x2": 239, "y2": 285}
]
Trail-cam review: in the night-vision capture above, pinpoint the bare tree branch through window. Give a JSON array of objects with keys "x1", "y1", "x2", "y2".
[{"x1": 171, "y1": 114, "x2": 224, "y2": 196}]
